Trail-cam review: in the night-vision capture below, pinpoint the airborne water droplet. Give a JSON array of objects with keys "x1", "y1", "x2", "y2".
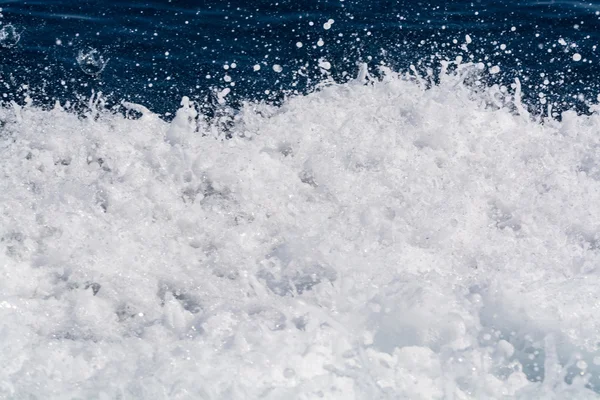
[
  {"x1": 0, "y1": 24, "x2": 21, "y2": 48},
  {"x1": 76, "y1": 48, "x2": 110, "y2": 76}
]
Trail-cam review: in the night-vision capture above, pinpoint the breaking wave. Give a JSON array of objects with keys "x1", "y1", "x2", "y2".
[{"x1": 1, "y1": 63, "x2": 600, "y2": 399}]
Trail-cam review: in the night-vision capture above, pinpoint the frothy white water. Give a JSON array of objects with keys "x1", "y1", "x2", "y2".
[{"x1": 1, "y1": 65, "x2": 600, "y2": 399}]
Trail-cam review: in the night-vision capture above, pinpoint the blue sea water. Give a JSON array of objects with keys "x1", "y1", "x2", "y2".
[{"x1": 1, "y1": 0, "x2": 599, "y2": 115}]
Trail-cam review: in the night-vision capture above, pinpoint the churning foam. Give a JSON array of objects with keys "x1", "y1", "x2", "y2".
[{"x1": 1, "y1": 64, "x2": 600, "y2": 399}]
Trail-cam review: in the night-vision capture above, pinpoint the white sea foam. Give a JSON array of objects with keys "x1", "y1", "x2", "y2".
[{"x1": 1, "y1": 64, "x2": 600, "y2": 399}]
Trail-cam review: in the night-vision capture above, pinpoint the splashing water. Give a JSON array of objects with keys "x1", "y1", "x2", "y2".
[
  {"x1": 76, "y1": 48, "x2": 109, "y2": 76},
  {"x1": 1, "y1": 63, "x2": 600, "y2": 398},
  {"x1": 1, "y1": 0, "x2": 600, "y2": 117},
  {"x1": 0, "y1": 24, "x2": 20, "y2": 48}
]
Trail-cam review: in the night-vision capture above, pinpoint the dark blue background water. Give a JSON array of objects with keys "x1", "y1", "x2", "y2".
[{"x1": 1, "y1": 0, "x2": 600, "y2": 117}]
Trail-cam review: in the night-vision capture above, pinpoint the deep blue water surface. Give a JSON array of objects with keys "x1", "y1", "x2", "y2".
[{"x1": 1, "y1": 0, "x2": 600, "y2": 116}]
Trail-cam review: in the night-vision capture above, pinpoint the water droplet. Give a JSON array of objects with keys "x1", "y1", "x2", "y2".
[
  {"x1": 318, "y1": 58, "x2": 331, "y2": 71},
  {"x1": 0, "y1": 24, "x2": 21, "y2": 48},
  {"x1": 76, "y1": 48, "x2": 110, "y2": 76}
]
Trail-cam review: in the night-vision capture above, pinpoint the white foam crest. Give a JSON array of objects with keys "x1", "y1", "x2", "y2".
[{"x1": 1, "y1": 64, "x2": 600, "y2": 398}]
